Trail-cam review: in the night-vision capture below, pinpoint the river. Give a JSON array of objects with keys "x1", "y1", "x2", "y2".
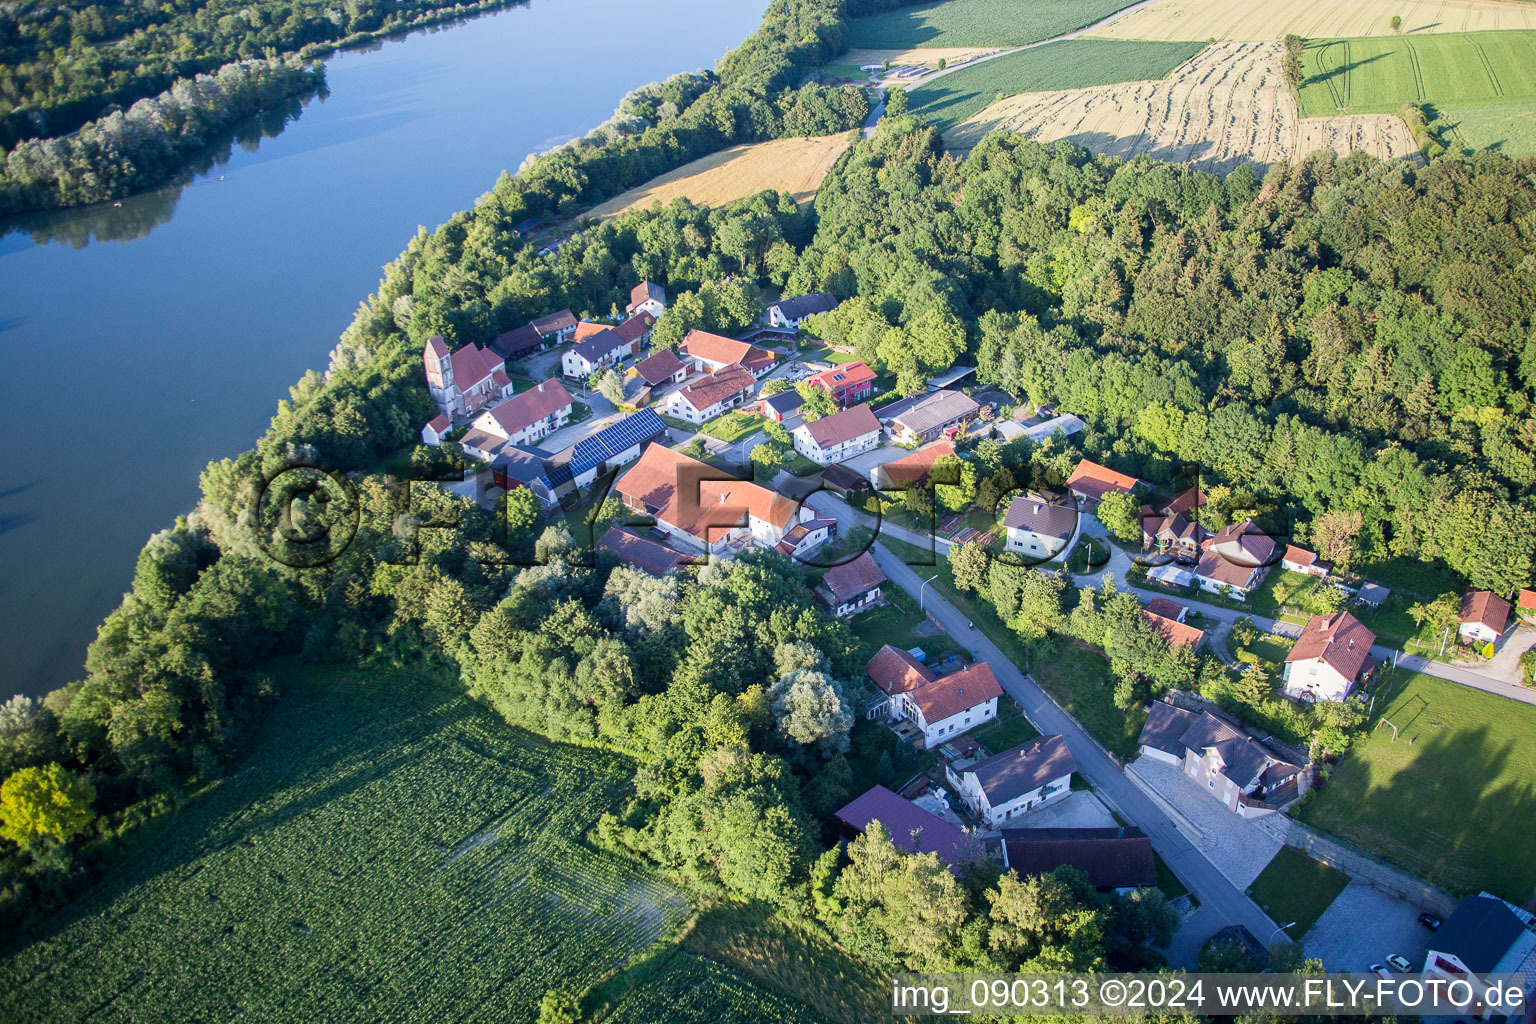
[{"x1": 0, "y1": 0, "x2": 767, "y2": 700}]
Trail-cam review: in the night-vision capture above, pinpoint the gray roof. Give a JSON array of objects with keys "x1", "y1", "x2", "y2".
[
  {"x1": 762, "y1": 390, "x2": 803, "y2": 415},
  {"x1": 963, "y1": 735, "x2": 1076, "y2": 804},
  {"x1": 1434, "y1": 895, "x2": 1530, "y2": 973},
  {"x1": 1003, "y1": 494, "x2": 1079, "y2": 542},
  {"x1": 1357, "y1": 583, "x2": 1391, "y2": 606},
  {"x1": 884, "y1": 389, "x2": 980, "y2": 435},
  {"x1": 1178, "y1": 713, "x2": 1289, "y2": 789},
  {"x1": 572, "y1": 327, "x2": 624, "y2": 362},
  {"x1": 772, "y1": 291, "x2": 838, "y2": 320},
  {"x1": 1138, "y1": 701, "x2": 1199, "y2": 758},
  {"x1": 926, "y1": 365, "x2": 977, "y2": 389}
]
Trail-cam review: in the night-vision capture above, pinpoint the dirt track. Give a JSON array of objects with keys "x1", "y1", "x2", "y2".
[{"x1": 947, "y1": 42, "x2": 1418, "y2": 172}]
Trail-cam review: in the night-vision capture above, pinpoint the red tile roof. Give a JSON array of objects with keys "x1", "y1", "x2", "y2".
[
  {"x1": 1286, "y1": 610, "x2": 1376, "y2": 682},
  {"x1": 820, "y1": 552, "x2": 886, "y2": 601},
  {"x1": 530, "y1": 309, "x2": 576, "y2": 335},
  {"x1": 672, "y1": 362, "x2": 756, "y2": 413},
  {"x1": 805, "y1": 360, "x2": 875, "y2": 394},
  {"x1": 1141, "y1": 610, "x2": 1205, "y2": 650},
  {"x1": 1520, "y1": 589, "x2": 1536, "y2": 611},
  {"x1": 1283, "y1": 544, "x2": 1320, "y2": 567},
  {"x1": 877, "y1": 440, "x2": 956, "y2": 487},
  {"x1": 1461, "y1": 591, "x2": 1512, "y2": 633},
  {"x1": 595, "y1": 528, "x2": 691, "y2": 576},
  {"x1": 614, "y1": 444, "x2": 798, "y2": 540},
  {"x1": 866, "y1": 644, "x2": 934, "y2": 696},
  {"x1": 426, "y1": 413, "x2": 451, "y2": 433},
  {"x1": 1066, "y1": 459, "x2": 1139, "y2": 502},
  {"x1": 449, "y1": 341, "x2": 504, "y2": 390},
  {"x1": 1162, "y1": 485, "x2": 1206, "y2": 517},
  {"x1": 909, "y1": 662, "x2": 1003, "y2": 723},
  {"x1": 1145, "y1": 596, "x2": 1187, "y2": 621},
  {"x1": 802, "y1": 403, "x2": 880, "y2": 448},
  {"x1": 632, "y1": 347, "x2": 687, "y2": 386},
  {"x1": 628, "y1": 281, "x2": 664, "y2": 309},
  {"x1": 614, "y1": 311, "x2": 655, "y2": 344},
  {"x1": 482, "y1": 379, "x2": 572, "y2": 437},
  {"x1": 679, "y1": 330, "x2": 776, "y2": 374}
]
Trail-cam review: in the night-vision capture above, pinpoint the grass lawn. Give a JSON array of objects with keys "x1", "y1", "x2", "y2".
[
  {"x1": 0, "y1": 663, "x2": 691, "y2": 1023},
  {"x1": 972, "y1": 701, "x2": 1040, "y2": 753},
  {"x1": 1248, "y1": 569, "x2": 1327, "y2": 617},
  {"x1": 1245, "y1": 633, "x2": 1294, "y2": 668},
  {"x1": 784, "y1": 453, "x2": 822, "y2": 476},
  {"x1": 846, "y1": 0, "x2": 1140, "y2": 51},
  {"x1": 1246, "y1": 847, "x2": 1350, "y2": 939},
  {"x1": 1030, "y1": 637, "x2": 1145, "y2": 760},
  {"x1": 699, "y1": 410, "x2": 765, "y2": 444},
  {"x1": 845, "y1": 588, "x2": 956, "y2": 664},
  {"x1": 799, "y1": 344, "x2": 861, "y2": 365},
  {"x1": 1301, "y1": 670, "x2": 1536, "y2": 900},
  {"x1": 879, "y1": 535, "x2": 1036, "y2": 672},
  {"x1": 1298, "y1": 31, "x2": 1536, "y2": 118},
  {"x1": 659, "y1": 414, "x2": 700, "y2": 434},
  {"x1": 906, "y1": 38, "x2": 1207, "y2": 134}
]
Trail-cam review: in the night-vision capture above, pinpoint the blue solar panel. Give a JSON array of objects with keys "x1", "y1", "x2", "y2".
[{"x1": 534, "y1": 410, "x2": 666, "y2": 493}]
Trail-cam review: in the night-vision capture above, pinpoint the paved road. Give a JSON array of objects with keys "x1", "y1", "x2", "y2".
[{"x1": 859, "y1": 535, "x2": 1281, "y2": 958}]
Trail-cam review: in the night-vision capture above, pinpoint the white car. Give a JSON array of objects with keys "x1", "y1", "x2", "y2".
[
  {"x1": 1370, "y1": 964, "x2": 1392, "y2": 979},
  {"x1": 1385, "y1": 954, "x2": 1412, "y2": 972}
]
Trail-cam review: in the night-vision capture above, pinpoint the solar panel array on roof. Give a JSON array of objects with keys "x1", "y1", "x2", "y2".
[{"x1": 537, "y1": 409, "x2": 666, "y2": 491}]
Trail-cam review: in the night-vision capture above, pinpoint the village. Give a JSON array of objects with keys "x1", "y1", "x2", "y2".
[{"x1": 415, "y1": 278, "x2": 1536, "y2": 984}]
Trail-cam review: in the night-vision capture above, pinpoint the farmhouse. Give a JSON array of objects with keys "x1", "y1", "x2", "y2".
[
  {"x1": 1000, "y1": 827, "x2": 1156, "y2": 890},
  {"x1": 1459, "y1": 591, "x2": 1512, "y2": 645},
  {"x1": 793, "y1": 403, "x2": 880, "y2": 465},
  {"x1": 595, "y1": 528, "x2": 692, "y2": 576},
  {"x1": 626, "y1": 280, "x2": 667, "y2": 319},
  {"x1": 678, "y1": 329, "x2": 777, "y2": 377},
  {"x1": 864, "y1": 645, "x2": 1002, "y2": 749},
  {"x1": 421, "y1": 414, "x2": 452, "y2": 446},
  {"x1": 1194, "y1": 520, "x2": 1277, "y2": 600},
  {"x1": 759, "y1": 389, "x2": 803, "y2": 422},
  {"x1": 1138, "y1": 702, "x2": 1308, "y2": 817},
  {"x1": 490, "y1": 323, "x2": 544, "y2": 361},
  {"x1": 531, "y1": 408, "x2": 668, "y2": 504},
  {"x1": 530, "y1": 309, "x2": 578, "y2": 346},
  {"x1": 1281, "y1": 545, "x2": 1330, "y2": 577},
  {"x1": 458, "y1": 379, "x2": 574, "y2": 459},
  {"x1": 422, "y1": 334, "x2": 512, "y2": 422},
  {"x1": 879, "y1": 389, "x2": 980, "y2": 444},
  {"x1": 1065, "y1": 459, "x2": 1140, "y2": 508},
  {"x1": 871, "y1": 439, "x2": 956, "y2": 490},
  {"x1": 816, "y1": 551, "x2": 886, "y2": 617},
  {"x1": 1002, "y1": 493, "x2": 1080, "y2": 562},
  {"x1": 613, "y1": 443, "x2": 810, "y2": 555},
  {"x1": 1423, "y1": 894, "x2": 1536, "y2": 1009},
  {"x1": 835, "y1": 785, "x2": 982, "y2": 866},
  {"x1": 660, "y1": 362, "x2": 757, "y2": 424},
  {"x1": 630, "y1": 347, "x2": 689, "y2": 389},
  {"x1": 948, "y1": 735, "x2": 1076, "y2": 828},
  {"x1": 802, "y1": 360, "x2": 876, "y2": 408},
  {"x1": 1282, "y1": 611, "x2": 1376, "y2": 703},
  {"x1": 767, "y1": 291, "x2": 838, "y2": 328}
]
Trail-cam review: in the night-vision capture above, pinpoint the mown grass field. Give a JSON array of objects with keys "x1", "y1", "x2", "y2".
[
  {"x1": 584, "y1": 135, "x2": 853, "y2": 220},
  {"x1": 1300, "y1": 671, "x2": 1536, "y2": 901},
  {"x1": 0, "y1": 664, "x2": 693, "y2": 1024},
  {"x1": 906, "y1": 38, "x2": 1207, "y2": 135},
  {"x1": 1246, "y1": 847, "x2": 1350, "y2": 938},
  {"x1": 845, "y1": 0, "x2": 1138, "y2": 51},
  {"x1": 699, "y1": 410, "x2": 766, "y2": 444},
  {"x1": 1297, "y1": 31, "x2": 1536, "y2": 118}
]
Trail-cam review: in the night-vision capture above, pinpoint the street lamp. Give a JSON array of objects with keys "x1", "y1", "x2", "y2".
[
  {"x1": 1269, "y1": 922, "x2": 1297, "y2": 945},
  {"x1": 919, "y1": 573, "x2": 939, "y2": 611}
]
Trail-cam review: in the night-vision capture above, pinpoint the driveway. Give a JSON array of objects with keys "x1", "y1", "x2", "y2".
[
  {"x1": 1126, "y1": 756, "x2": 1282, "y2": 890},
  {"x1": 1301, "y1": 884, "x2": 1430, "y2": 971},
  {"x1": 534, "y1": 390, "x2": 620, "y2": 452}
]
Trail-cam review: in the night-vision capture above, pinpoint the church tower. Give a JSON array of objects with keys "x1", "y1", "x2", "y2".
[{"x1": 424, "y1": 334, "x2": 455, "y2": 410}]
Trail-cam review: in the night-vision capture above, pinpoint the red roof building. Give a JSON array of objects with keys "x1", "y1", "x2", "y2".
[
  {"x1": 1142, "y1": 610, "x2": 1206, "y2": 650},
  {"x1": 1460, "y1": 591, "x2": 1512, "y2": 643},
  {"x1": 1282, "y1": 611, "x2": 1376, "y2": 702},
  {"x1": 871, "y1": 440, "x2": 956, "y2": 489},
  {"x1": 1065, "y1": 459, "x2": 1140, "y2": 505},
  {"x1": 803, "y1": 360, "x2": 876, "y2": 408}
]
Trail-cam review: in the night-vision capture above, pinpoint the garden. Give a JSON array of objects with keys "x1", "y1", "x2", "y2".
[{"x1": 1245, "y1": 847, "x2": 1350, "y2": 940}]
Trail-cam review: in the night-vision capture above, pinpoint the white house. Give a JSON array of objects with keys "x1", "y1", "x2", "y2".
[
  {"x1": 1281, "y1": 544, "x2": 1330, "y2": 577},
  {"x1": 898, "y1": 663, "x2": 1003, "y2": 749},
  {"x1": 626, "y1": 280, "x2": 667, "y2": 319},
  {"x1": 948, "y1": 735, "x2": 1076, "y2": 827},
  {"x1": 1423, "y1": 894, "x2": 1536, "y2": 1019},
  {"x1": 815, "y1": 551, "x2": 885, "y2": 617},
  {"x1": 1459, "y1": 591, "x2": 1512, "y2": 645},
  {"x1": 1002, "y1": 493, "x2": 1080, "y2": 562},
  {"x1": 775, "y1": 516, "x2": 838, "y2": 560},
  {"x1": 766, "y1": 291, "x2": 838, "y2": 328},
  {"x1": 1194, "y1": 520, "x2": 1277, "y2": 600},
  {"x1": 421, "y1": 413, "x2": 452, "y2": 446},
  {"x1": 1282, "y1": 610, "x2": 1376, "y2": 702},
  {"x1": 792, "y1": 403, "x2": 881, "y2": 465},
  {"x1": 660, "y1": 362, "x2": 756, "y2": 424},
  {"x1": 458, "y1": 379, "x2": 574, "y2": 460},
  {"x1": 1137, "y1": 702, "x2": 1308, "y2": 818},
  {"x1": 562, "y1": 327, "x2": 629, "y2": 379}
]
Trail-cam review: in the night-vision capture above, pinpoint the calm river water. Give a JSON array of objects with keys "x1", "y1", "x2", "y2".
[{"x1": 0, "y1": 0, "x2": 766, "y2": 699}]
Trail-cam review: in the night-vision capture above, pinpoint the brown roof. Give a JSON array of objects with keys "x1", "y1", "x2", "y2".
[
  {"x1": 1283, "y1": 544, "x2": 1319, "y2": 567},
  {"x1": 1461, "y1": 591, "x2": 1512, "y2": 633},
  {"x1": 821, "y1": 552, "x2": 886, "y2": 601},
  {"x1": 1141, "y1": 610, "x2": 1205, "y2": 650},
  {"x1": 1066, "y1": 459, "x2": 1139, "y2": 502},
  {"x1": 427, "y1": 334, "x2": 449, "y2": 359},
  {"x1": 571, "y1": 321, "x2": 611, "y2": 344},
  {"x1": 614, "y1": 444, "x2": 799, "y2": 540},
  {"x1": 805, "y1": 360, "x2": 875, "y2": 393},
  {"x1": 802, "y1": 403, "x2": 880, "y2": 448},
  {"x1": 482, "y1": 379, "x2": 572, "y2": 437},
  {"x1": 1001, "y1": 827, "x2": 1156, "y2": 889},
  {"x1": 866, "y1": 644, "x2": 935, "y2": 696},
  {"x1": 1195, "y1": 548, "x2": 1263, "y2": 591},
  {"x1": 876, "y1": 440, "x2": 956, "y2": 487},
  {"x1": 530, "y1": 309, "x2": 577, "y2": 335},
  {"x1": 1197, "y1": 520, "x2": 1278, "y2": 589},
  {"x1": 613, "y1": 311, "x2": 656, "y2": 344},
  {"x1": 1520, "y1": 589, "x2": 1536, "y2": 611},
  {"x1": 1286, "y1": 610, "x2": 1376, "y2": 682},
  {"x1": 632, "y1": 347, "x2": 687, "y2": 386},
  {"x1": 672, "y1": 362, "x2": 756, "y2": 413},
  {"x1": 679, "y1": 329, "x2": 775, "y2": 373},
  {"x1": 629, "y1": 281, "x2": 663, "y2": 308},
  {"x1": 1145, "y1": 597, "x2": 1187, "y2": 621},
  {"x1": 491, "y1": 323, "x2": 542, "y2": 359},
  {"x1": 908, "y1": 662, "x2": 1003, "y2": 723},
  {"x1": 595, "y1": 528, "x2": 691, "y2": 575},
  {"x1": 1162, "y1": 485, "x2": 1206, "y2": 517}
]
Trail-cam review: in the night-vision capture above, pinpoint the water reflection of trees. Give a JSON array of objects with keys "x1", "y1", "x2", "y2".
[{"x1": 0, "y1": 92, "x2": 323, "y2": 249}]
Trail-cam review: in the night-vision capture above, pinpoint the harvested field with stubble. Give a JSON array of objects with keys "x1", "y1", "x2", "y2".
[
  {"x1": 584, "y1": 135, "x2": 854, "y2": 219},
  {"x1": 1091, "y1": 0, "x2": 1536, "y2": 42},
  {"x1": 949, "y1": 42, "x2": 1418, "y2": 172}
]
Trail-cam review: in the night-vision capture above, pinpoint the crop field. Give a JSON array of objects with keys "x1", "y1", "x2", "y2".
[
  {"x1": 906, "y1": 38, "x2": 1207, "y2": 134},
  {"x1": 1300, "y1": 671, "x2": 1536, "y2": 901},
  {"x1": 0, "y1": 665, "x2": 691, "y2": 1024},
  {"x1": 1442, "y1": 101, "x2": 1536, "y2": 152},
  {"x1": 584, "y1": 135, "x2": 853, "y2": 219},
  {"x1": 951, "y1": 42, "x2": 1418, "y2": 171},
  {"x1": 1091, "y1": 0, "x2": 1536, "y2": 42},
  {"x1": 1297, "y1": 31, "x2": 1536, "y2": 116},
  {"x1": 608, "y1": 952, "x2": 831, "y2": 1024},
  {"x1": 845, "y1": 0, "x2": 1139, "y2": 51}
]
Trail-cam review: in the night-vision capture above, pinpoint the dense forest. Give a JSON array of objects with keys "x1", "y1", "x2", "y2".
[{"x1": 3, "y1": 0, "x2": 1536, "y2": 1004}]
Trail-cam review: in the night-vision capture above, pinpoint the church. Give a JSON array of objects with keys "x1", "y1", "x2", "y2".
[{"x1": 422, "y1": 333, "x2": 512, "y2": 432}]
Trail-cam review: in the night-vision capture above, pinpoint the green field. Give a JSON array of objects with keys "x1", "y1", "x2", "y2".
[
  {"x1": 846, "y1": 0, "x2": 1139, "y2": 51},
  {"x1": 1442, "y1": 101, "x2": 1536, "y2": 154},
  {"x1": 1246, "y1": 848, "x2": 1350, "y2": 939},
  {"x1": 700, "y1": 409, "x2": 766, "y2": 443},
  {"x1": 906, "y1": 39, "x2": 1207, "y2": 134},
  {"x1": 1301, "y1": 671, "x2": 1536, "y2": 901},
  {"x1": 607, "y1": 951, "x2": 831, "y2": 1024},
  {"x1": 1298, "y1": 31, "x2": 1536, "y2": 119},
  {"x1": 0, "y1": 665, "x2": 694, "y2": 1024}
]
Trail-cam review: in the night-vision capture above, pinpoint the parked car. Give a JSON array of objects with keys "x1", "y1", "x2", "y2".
[
  {"x1": 1386, "y1": 954, "x2": 1412, "y2": 972},
  {"x1": 1370, "y1": 964, "x2": 1392, "y2": 979},
  {"x1": 1417, "y1": 912, "x2": 1443, "y2": 931}
]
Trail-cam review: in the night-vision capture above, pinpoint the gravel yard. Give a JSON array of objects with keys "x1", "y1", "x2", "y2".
[{"x1": 1300, "y1": 883, "x2": 1431, "y2": 971}]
